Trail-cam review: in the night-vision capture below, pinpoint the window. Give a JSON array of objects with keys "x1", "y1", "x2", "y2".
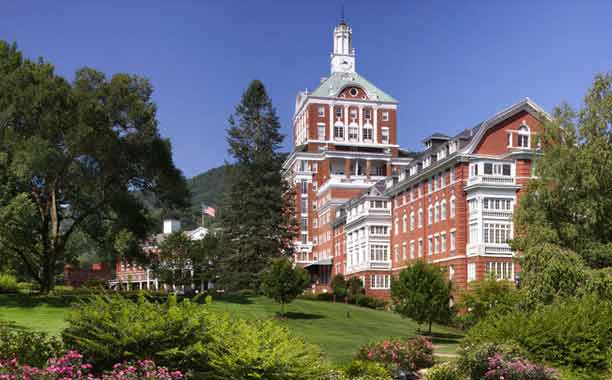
[
  {"x1": 518, "y1": 125, "x2": 530, "y2": 148},
  {"x1": 441, "y1": 172, "x2": 446, "y2": 187},
  {"x1": 382, "y1": 111, "x2": 389, "y2": 121},
  {"x1": 418, "y1": 239, "x2": 423, "y2": 257},
  {"x1": 483, "y1": 198, "x2": 513, "y2": 210},
  {"x1": 418, "y1": 208, "x2": 423, "y2": 227},
  {"x1": 300, "y1": 198, "x2": 307, "y2": 213},
  {"x1": 301, "y1": 217, "x2": 308, "y2": 231},
  {"x1": 428, "y1": 205, "x2": 433, "y2": 225},
  {"x1": 301, "y1": 233, "x2": 307, "y2": 244},
  {"x1": 349, "y1": 88, "x2": 358, "y2": 97},
  {"x1": 484, "y1": 223, "x2": 512, "y2": 244},
  {"x1": 381, "y1": 128, "x2": 389, "y2": 144},
  {"x1": 370, "y1": 245, "x2": 389, "y2": 261},
  {"x1": 410, "y1": 241, "x2": 415, "y2": 259},
  {"x1": 434, "y1": 202, "x2": 440, "y2": 223},
  {"x1": 409, "y1": 211, "x2": 415, "y2": 231},
  {"x1": 334, "y1": 107, "x2": 343, "y2": 119},
  {"x1": 450, "y1": 196, "x2": 456, "y2": 218},
  {"x1": 484, "y1": 163, "x2": 512, "y2": 176},
  {"x1": 371, "y1": 274, "x2": 390, "y2": 289},
  {"x1": 318, "y1": 106, "x2": 325, "y2": 117},
  {"x1": 470, "y1": 163, "x2": 479, "y2": 177},
  {"x1": 468, "y1": 263, "x2": 476, "y2": 282},
  {"x1": 450, "y1": 230, "x2": 456, "y2": 251},
  {"x1": 370, "y1": 226, "x2": 388, "y2": 235},
  {"x1": 301, "y1": 180, "x2": 308, "y2": 194},
  {"x1": 348, "y1": 126, "x2": 358, "y2": 140},
  {"x1": 334, "y1": 124, "x2": 344, "y2": 139},
  {"x1": 486, "y1": 261, "x2": 513, "y2": 280},
  {"x1": 449, "y1": 265, "x2": 455, "y2": 281},
  {"x1": 349, "y1": 108, "x2": 357, "y2": 121},
  {"x1": 428, "y1": 180, "x2": 432, "y2": 193},
  {"x1": 394, "y1": 245, "x2": 399, "y2": 261},
  {"x1": 394, "y1": 218, "x2": 399, "y2": 234},
  {"x1": 469, "y1": 223, "x2": 478, "y2": 243},
  {"x1": 433, "y1": 175, "x2": 438, "y2": 191},
  {"x1": 364, "y1": 109, "x2": 372, "y2": 121},
  {"x1": 434, "y1": 235, "x2": 439, "y2": 254},
  {"x1": 441, "y1": 232, "x2": 447, "y2": 252},
  {"x1": 428, "y1": 236, "x2": 433, "y2": 256},
  {"x1": 441, "y1": 200, "x2": 447, "y2": 220},
  {"x1": 363, "y1": 126, "x2": 372, "y2": 141},
  {"x1": 507, "y1": 132, "x2": 512, "y2": 147},
  {"x1": 402, "y1": 244, "x2": 407, "y2": 260},
  {"x1": 450, "y1": 167, "x2": 455, "y2": 182},
  {"x1": 317, "y1": 123, "x2": 325, "y2": 140},
  {"x1": 402, "y1": 214, "x2": 407, "y2": 233}
]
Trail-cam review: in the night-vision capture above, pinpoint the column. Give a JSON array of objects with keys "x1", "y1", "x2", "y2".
[
  {"x1": 373, "y1": 106, "x2": 378, "y2": 143},
  {"x1": 345, "y1": 158, "x2": 351, "y2": 179},
  {"x1": 366, "y1": 160, "x2": 371, "y2": 180},
  {"x1": 386, "y1": 161, "x2": 392, "y2": 177},
  {"x1": 344, "y1": 105, "x2": 349, "y2": 140},
  {"x1": 329, "y1": 104, "x2": 334, "y2": 141},
  {"x1": 359, "y1": 106, "x2": 364, "y2": 142}
]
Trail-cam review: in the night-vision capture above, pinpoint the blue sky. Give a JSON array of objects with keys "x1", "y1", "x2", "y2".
[{"x1": 2, "y1": 1, "x2": 611, "y2": 177}]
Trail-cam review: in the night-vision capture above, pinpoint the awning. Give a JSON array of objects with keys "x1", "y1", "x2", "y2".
[{"x1": 303, "y1": 258, "x2": 332, "y2": 268}]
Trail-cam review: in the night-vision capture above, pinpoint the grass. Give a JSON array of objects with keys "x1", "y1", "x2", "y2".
[{"x1": 0, "y1": 293, "x2": 463, "y2": 365}]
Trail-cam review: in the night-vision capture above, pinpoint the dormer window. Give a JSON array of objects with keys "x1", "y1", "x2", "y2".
[{"x1": 518, "y1": 124, "x2": 530, "y2": 148}]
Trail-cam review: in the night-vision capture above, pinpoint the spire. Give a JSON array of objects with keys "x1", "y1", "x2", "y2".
[{"x1": 340, "y1": 1, "x2": 345, "y2": 24}]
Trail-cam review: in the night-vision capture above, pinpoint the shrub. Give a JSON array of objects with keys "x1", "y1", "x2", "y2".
[
  {"x1": 423, "y1": 362, "x2": 463, "y2": 380},
  {"x1": 343, "y1": 359, "x2": 392, "y2": 379},
  {"x1": 0, "y1": 351, "x2": 184, "y2": 380},
  {"x1": 0, "y1": 273, "x2": 17, "y2": 293},
  {"x1": 456, "y1": 276, "x2": 518, "y2": 329},
  {"x1": 357, "y1": 336, "x2": 434, "y2": 372},
  {"x1": 347, "y1": 277, "x2": 364, "y2": 298},
  {"x1": 353, "y1": 294, "x2": 387, "y2": 309},
  {"x1": 0, "y1": 323, "x2": 63, "y2": 367},
  {"x1": 62, "y1": 294, "x2": 211, "y2": 374},
  {"x1": 317, "y1": 292, "x2": 335, "y2": 302},
  {"x1": 83, "y1": 278, "x2": 108, "y2": 289},
  {"x1": 331, "y1": 274, "x2": 348, "y2": 299},
  {"x1": 484, "y1": 353, "x2": 558, "y2": 380},
  {"x1": 464, "y1": 295, "x2": 612, "y2": 374},
  {"x1": 204, "y1": 313, "x2": 329, "y2": 380}
]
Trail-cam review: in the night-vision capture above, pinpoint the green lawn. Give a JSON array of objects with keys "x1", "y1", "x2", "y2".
[{"x1": 0, "y1": 294, "x2": 463, "y2": 365}]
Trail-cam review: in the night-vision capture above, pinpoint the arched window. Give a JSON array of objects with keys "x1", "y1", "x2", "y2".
[{"x1": 518, "y1": 124, "x2": 530, "y2": 148}]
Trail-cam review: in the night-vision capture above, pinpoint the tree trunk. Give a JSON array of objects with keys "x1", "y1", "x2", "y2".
[{"x1": 428, "y1": 319, "x2": 433, "y2": 335}]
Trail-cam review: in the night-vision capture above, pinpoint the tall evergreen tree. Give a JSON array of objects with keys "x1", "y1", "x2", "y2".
[{"x1": 218, "y1": 80, "x2": 296, "y2": 291}]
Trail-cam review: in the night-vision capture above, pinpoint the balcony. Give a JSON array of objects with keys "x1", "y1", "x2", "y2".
[
  {"x1": 347, "y1": 260, "x2": 391, "y2": 274},
  {"x1": 468, "y1": 175, "x2": 516, "y2": 187},
  {"x1": 467, "y1": 243, "x2": 514, "y2": 256}
]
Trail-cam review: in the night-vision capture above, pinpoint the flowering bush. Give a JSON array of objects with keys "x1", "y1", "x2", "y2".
[
  {"x1": 484, "y1": 353, "x2": 558, "y2": 380},
  {"x1": 422, "y1": 362, "x2": 463, "y2": 380},
  {"x1": 0, "y1": 351, "x2": 183, "y2": 380},
  {"x1": 356, "y1": 336, "x2": 434, "y2": 372}
]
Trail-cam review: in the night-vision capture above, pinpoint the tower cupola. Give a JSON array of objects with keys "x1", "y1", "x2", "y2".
[{"x1": 330, "y1": 19, "x2": 356, "y2": 74}]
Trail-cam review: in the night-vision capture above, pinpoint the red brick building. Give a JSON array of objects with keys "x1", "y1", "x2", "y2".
[{"x1": 284, "y1": 19, "x2": 548, "y2": 298}]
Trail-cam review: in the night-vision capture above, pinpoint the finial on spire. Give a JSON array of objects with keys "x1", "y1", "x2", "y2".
[{"x1": 340, "y1": 1, "x2": 346, "y2": 25}]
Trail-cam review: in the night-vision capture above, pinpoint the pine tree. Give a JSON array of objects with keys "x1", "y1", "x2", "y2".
[{"x1": 218, "y1": 80, "x2": 297, "y2": 291}]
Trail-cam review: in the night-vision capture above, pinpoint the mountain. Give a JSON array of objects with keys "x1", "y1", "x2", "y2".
[{"x1": 188, "y1": 165, "x2": 227, "y2": 212}]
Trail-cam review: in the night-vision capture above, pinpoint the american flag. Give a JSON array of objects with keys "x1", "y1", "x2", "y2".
[{"x1": 202, "y1": 203, "x2": 216, "y2": 217}]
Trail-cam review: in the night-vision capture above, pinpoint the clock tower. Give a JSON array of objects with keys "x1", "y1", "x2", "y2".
[{"x1": 330, "y1": 20, "x2": 356, "y2": 74}]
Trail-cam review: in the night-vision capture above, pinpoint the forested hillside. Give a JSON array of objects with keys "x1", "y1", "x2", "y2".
[{"x1": 187, "y1": 165, "x2": 227, "y2": 211}]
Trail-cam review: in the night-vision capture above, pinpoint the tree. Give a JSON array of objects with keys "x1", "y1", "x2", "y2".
[
  {"x1": 346, "y1": 276, "x2": 364, "y2": 299},
  {"x1": 457, "y1": 275, "x2": 518, "y2": 328},
  {"x1": 331, "y1": 274, "x2": 347, "y2": 300},
  {"x1": 152, "y1": 232, "x2": 194, "y2": 290},
  {"x1": 391, "y1": 261, "x2": 453, "y2": 334},
  {"x1": 513, "y1": 73, "x2": 612, "y2": 269},
  {"x1": 218, "y1": 80, "x2": 297, "y2": 291},
  {"x1": 0, "y1": 41, "x2": 189, "y2": 293},
  {"x1": 260, "y1": 257, "x2": 309, "y2": 315}
]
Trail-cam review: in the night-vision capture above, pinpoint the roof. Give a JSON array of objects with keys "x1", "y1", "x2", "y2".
[
  {"x1": 309, "y1": 71, "x2": 398, "y2": 103},
  {"x1": 422, "y1": 133, "x2": 451, "y2": 143},
  {"x1": 304, "y1": 258, "x2": 333, "y2": 268}
]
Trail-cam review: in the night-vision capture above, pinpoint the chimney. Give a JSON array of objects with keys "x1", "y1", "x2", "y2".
[{"x1": 163, "y1": 219, "x2": 181, "y2": 234}]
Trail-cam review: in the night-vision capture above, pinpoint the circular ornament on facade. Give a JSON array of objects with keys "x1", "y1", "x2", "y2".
[{"x1": 350, "y1": 88, "x2": 358, "y2": 96}]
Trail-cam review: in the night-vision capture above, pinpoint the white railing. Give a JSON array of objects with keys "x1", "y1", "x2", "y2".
[
  {"x1": 347, "y1": 261, "x2": 392, "y2": 273},
  {"x1": 467, "y1": 243, "x2": 514, "y2": 256},
  {"x1": 482, "y1": 209, "x2": 513, "y2": 219},
  {"x1": 468, "y1": 175, "x2": 515, "y2": 187}
]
